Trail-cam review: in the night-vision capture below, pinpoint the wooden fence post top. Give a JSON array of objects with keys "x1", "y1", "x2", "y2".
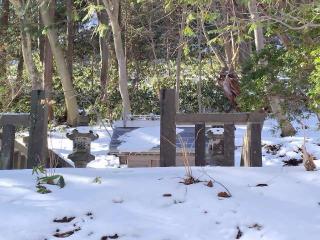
[
  {"x1": 176, "y1": 112, "x2": 266, "y2": 125},
  {"x1": 160, "y1": 89, "x2": 176, "y2": 167},
  {"x1": 0, "y1": 113, "x2": 30, "y2": 127}
]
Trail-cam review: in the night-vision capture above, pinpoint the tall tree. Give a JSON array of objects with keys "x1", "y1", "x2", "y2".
[
  {"x1": 10, "y1": 0, "x2": 42, "y2": 90},
  {"x1": 248, "y1": 0, "x2": 296, "y2": 137},
  {"x1": 96, "y1": 0, "x2": 110, "y2": 101},
  {"x1": 66, "y1": 0, "x2": 74, "y2": 80},
  {"x1": 39, "y1": 0, "x2": 79, "y2": 126},
  {"x1": 102, "y1": 0, "x2": 131, "y2": 121},
  {"x1": 0, "y1": 0, "x2": 10, "y2": 84},
  {"x1": 175, "y1": 5, "x2": 186, "y2": 112},
  {"x1": 43, "y1": 0, "x2": 55, "y2": 120}
]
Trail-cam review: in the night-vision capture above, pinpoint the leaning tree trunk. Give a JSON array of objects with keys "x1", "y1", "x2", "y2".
[
  {"x1": 102, "y1": 0, "x2": 131, "y2": 121},
  {"x1": 66, "y1": 0, "x2": 74, "y2": 81},
  {"x1": 0, "y1": 0, "x2": 9, "y2": 85},
  {"x1": 248, "y1": 0, "x2": 296, "y2": 137},
  {"x1": 19, "y1": 9, "x2": 42, "y2": 90},
  {"x1": 175, "y1": 5, "x2": 186, "y2": 112},
  {"x1": 43, "y1": 0, "x2": 55, "y2": 121},
  {"x1": 97, "y1": 0, "x2": 110, "y2": 101},
  {"x1": 39, "y1": 0, "x2": 79, "y2": 126}
]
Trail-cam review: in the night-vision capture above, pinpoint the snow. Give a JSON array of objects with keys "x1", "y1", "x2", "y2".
[
  {"x1": 1, "y1": 114, "x2": 320, "y2": 239},
  {"x1": 47, "y1": 125, "x2": 119, "y2": 168},
  {"x1": 0, "y1": 166, "x2": 320, "y2": 240},
  {"x1": 47, "y1": 114, "x2": 320, "y2": 168},
  {"x1": 118, "y1": 126, "x2": 183, "y2": 152}
]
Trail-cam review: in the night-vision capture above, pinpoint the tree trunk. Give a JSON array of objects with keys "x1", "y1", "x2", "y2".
[
  {"x1": 248, "y1": 0, "x2": 296, "y2": 137},
  {"x1": 248, "y1": 0, "x2": 265, "y2": 52},
  {"x1": 43, "y1": 0, "x2": 55, "y2": 121},
  {"x1": 0, "y1": 0, "x2": 9, "y2": 84},
  {"x1": 175, "y1": 5, "x2": 186, "y2": 112},
  {"x1": 269, "y1": 95, "x2": 296, "y2": 136},
  {"x1": 102, "y1": 0, "x2": 131, "y2": 121},
  {"x1": 9, "y1": 0, "x2": 42, "y2": 88},
  {"x1": 197, "y1": 12, "x2": 203, "y2": 113},
  {"x1": 39, "y1": 0, "x2": 79, "y2": 126},
  {"x1": 12, "y1": 52, "x2": 24, "y2": 99},
  {"x1": 66, "y1": 0, "x2": 74, "y2": 80},
  {"x1": 97, "y1": 0, "x2": 109, "y2": 101},
  {"x1": 19, "y1": 11, "x2": 42, "y2": 89}
]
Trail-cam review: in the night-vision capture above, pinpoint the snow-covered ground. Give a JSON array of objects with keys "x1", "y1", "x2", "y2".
[
  {"x1": 1, "y1": 114, "x2": 320, "y2": 239},
  {"x1": 48, "y1": 114, "x2": 320, "y2": 168},
  {"x1": 1, "y1": 166, "x2": 320, "y2": 240}
]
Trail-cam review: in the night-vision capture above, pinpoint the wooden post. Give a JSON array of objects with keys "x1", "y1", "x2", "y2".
[
  {"x1": 195, "y1": 123, "x2": 205, "y2": 166},
  {"x1": 223, "y1": 124, "x2": 235, "y2": 166},
  {"x1": 241, "y1": 123, "x2": 262, "y2": 167},
  {"x1": 160, "y1": 89, "x2": 176, "y2": 167},
  {"x1": 0, "y1": 124, "x2": 15, "y2": 169},
  {"x1": 27, "y1": 90, "x2": 48, "y2": 168}
]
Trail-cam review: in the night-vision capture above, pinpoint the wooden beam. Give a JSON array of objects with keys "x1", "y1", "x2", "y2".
[
  {"x1": 241, "y1": 123, "x2": 262, "y2": 167},
  {"x1": 27, "y1": 90, "x2": 48, "y2": 168},
  {"x1": 0, "y1": 124, "x2": 15, "y2": 169},
  {"x1": 160, "y1": 89, "x2": 176, "y2": 167},
  {"x1": 223, "y1": 124, "x2": 235, "y2": 166},
  {"x1": 176, "y1": 112, "x2": 266, "y2": 125},
  {"x1": 0, "y1": 113, "x2": 30, "y2": 127},
  {"x1": 195, "y1": 123, "x2": 206, "y2": 166}
]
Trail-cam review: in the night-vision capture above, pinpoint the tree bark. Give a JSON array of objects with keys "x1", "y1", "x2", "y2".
[
  {"x1": 39, "y1": 0, "x2": 79, "y2": 126},
  {"x1": 102, "y1": 0, "x2": 131, "y2": 121},
  {"x1": 175, "y1": 5, "x2": 186, "y2": 112},
  {"x1": 43, "y1": 0, "x2": 55, "y2": 120},
  {"x1": 248, "y1": 0, "x2": 296, "y2": 137},
  {"x1": 9, "y1": 0, "x2": 42, "y2": 89},
  {"x1": 10, "y1": 0, "x2": 43, "y2": 90},
  {"x1": 197, "y1": 11, "x2": 203, "y2": 113},
  {"x1": 66, "y1": 0, "x2": 74, "y2": 80},
  {"x1": 0, "y1": 0, "x2": 9, "y2": 84},
  {"x1": 12, "y1": 52, "x2": 24, "y2": 99},
  {"x1": 97, "y1": 0, "x2": 109, "y2": 101}
]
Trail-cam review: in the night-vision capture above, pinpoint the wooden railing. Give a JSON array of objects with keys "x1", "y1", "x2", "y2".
[
  {"x1": 159, "y1": 89, "x2": 266, "y2": 167},
  {"x1": 0, "y1": 90, "x2": 47, "y2": 169}
]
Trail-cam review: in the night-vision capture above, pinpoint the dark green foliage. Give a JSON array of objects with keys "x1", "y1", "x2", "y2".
[
  {"x1": 33, "y1": 164, "x2": 65, "y2": 194},
  {"x1": 309, "y1": 47, "x2": 320, "y2": 114},
  {"x1": 239, "y1": 45, "x2": 312, "y2": 114}
]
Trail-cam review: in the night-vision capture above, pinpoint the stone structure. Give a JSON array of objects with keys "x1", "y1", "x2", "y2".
[
  {"x1": 207, "y1": 128, "x2": 224, "y2": 166},
  {"x1": 66, "y1": 129, "x2": 99, "y2": 168}
]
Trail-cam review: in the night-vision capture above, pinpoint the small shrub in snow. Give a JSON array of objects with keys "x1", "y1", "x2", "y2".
[
  {"x1": 32, "y1": 164, "x2": 65, "y2": 194},
  {"x1": 93, "y1": 176, "x2": 102, "y2": 184}
]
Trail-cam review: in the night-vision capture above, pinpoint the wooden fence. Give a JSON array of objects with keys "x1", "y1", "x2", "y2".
[
  {"x1": 0, "y1": 90, "x2": 48, "y2": 169},
  {"x1": 160, "y1": 89, "x2": 266, "y2": 167}
]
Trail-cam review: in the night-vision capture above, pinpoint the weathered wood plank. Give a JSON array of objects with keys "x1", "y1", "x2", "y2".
[
  {"x1": 176, "y1": 112, "x2": 265, "y2": 125},
  {"x1": 0, "y1": 124, "x2": 15, "y2": 169},
  {"x1": 13, "y1": 151, "x2": 21, "y2": 169},
  {"x1": 241, "y1": 123, "x2": 262, "y2": 167},
  {"x1": 27, "y1": 90, "x2": 48, "y2": 168},
  {"x1": 195, "y1": 123, "x2": 206, "y2": 166},
  {"x1": 160, "y1": 89, "x2": 176, "y2": 167},
  {"x1": 0, "y1": 113, "x2": 30, "y2": 127},
  {"x1": 223, "y1": 124, "x2": 235, "y2": 166}
]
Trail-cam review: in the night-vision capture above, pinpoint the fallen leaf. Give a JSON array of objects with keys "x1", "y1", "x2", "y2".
[
  {"x1": 53, "y1": 227, "x2": 81, "y2": 238},
  {"x1": 101, "y1": 233, "x2": 119, "y2": 239},
  {"x1": 236, "y1": 226, "x2": 243, "y2": 239},
  {"x1": 162, "y1": 193, "x2": 172, "y2": 197},
  {"x1": 248, "y1": 223, "x2": 263, "y2": 231},
  {"x1": 217, "y1": 192, "x2": 231, "y2": 198},
  {"x1": 256, "y1": 183, "x2": 268, "y2": 187},
  {"x1": 53, "y1": 216, "x2": 75, "y2": 223},
  {"x1": 206, "y1": 180, "x2": 213, "y2": 188}
]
